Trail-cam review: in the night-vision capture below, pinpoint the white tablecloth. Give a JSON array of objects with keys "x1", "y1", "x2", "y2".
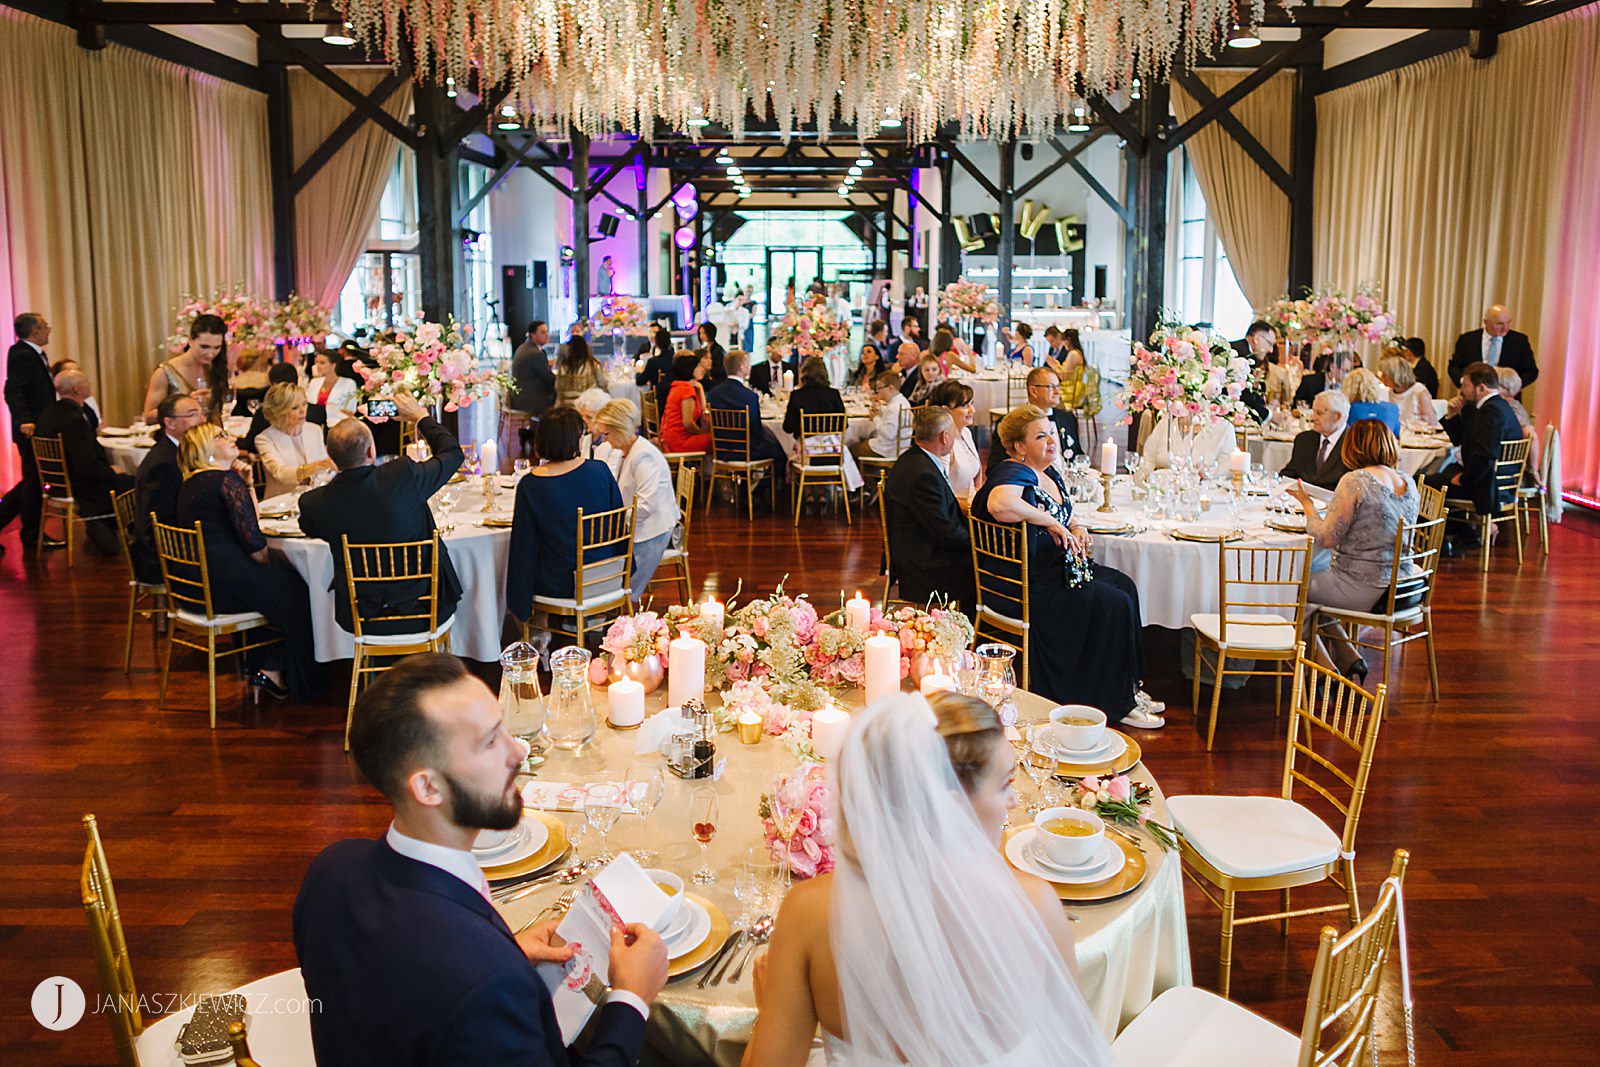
[
  {"x1": 497, "y1": 685, "x2": 1190, "y2": 1064},
  {"x1": 264, "y1": 486, "x2": 514, "y2": 663},
  {"x1": 1250, "y1": 434, "x2": 1451, "y2": 479},
  {"x1": 959, "y1": 370, "x2": 1027, "y2": 418},
  {"x1": 99, "y1": 434, "x2": 153, "y2": 476}
]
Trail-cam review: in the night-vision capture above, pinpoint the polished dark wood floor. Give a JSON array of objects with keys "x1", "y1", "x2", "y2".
[{"x1": 2, "y1": 499, "x2": 1598, "y2": 1063}]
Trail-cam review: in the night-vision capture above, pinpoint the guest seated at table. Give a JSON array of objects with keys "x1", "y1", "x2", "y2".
[
  {"x1": 707, "y1": 348, "x2": 787, "y2": 478},
  {"x1": 295, "y1": 652, "x2": 666, "y2": 1066},
  {"x1": 635, "y1": 322, "x2": 676, "y2": 399},
  {"x1": 907, "y1": 354, "x2": 948, "y2": 406},
  {"x1": 574, "y1": 387, "x2": 620, "y2": 473},
  {"x1": 1402, "y1": 336, "x2": 1440, "y2": 398},
  {"x1": 742, "y1": 693, "x2": 1109, "y2": 1067},
  {"x1": 1264, "y1": 346, "x2": 1306, "y2": 410},
  {"x1": 49, "y1": 358, "x2": 99, "y2": 425},
  {"x1": 1378, "y1": 355, "x2": 1440, "y2": 429},
  {"x1": 932, "y1": 380, "x2": 984, "y2": 497},
  {"x1": 884, "y1": 407, "x2": 974, "y2": 613},
  {"x1": 848, "y1": 342, "x2": 884, "y2": 390},
  {"x1": 1293, "y1": 349, "x2": 1332, "y2": 408},
  {"x1": 697, "y1": 321, "x2": 729, "y2": 383},
  {"x1": 1497, "y1": 368, "x2": 1535, "y2": 440},
  {"x1": 929, "y1": 326, "x2": 977, "y2": 374},
  {"x1": 173, "y1": 423, "x2": 324, "y2": 701},
  {"x1": 36, "y1": 370, "x2": 133, "y2": 554},
  {"x1": 659, "y1": 351, "x2": 714, "y2": 455},
  {"x1": 973, "y1": 405, "x2": 1162, "y2": 729},
  {"x1": 1286, "y1": 420, "x2": 1419, "y2": 684},
  {"x1": 304, "y1": 349, "x2": 358, "y2": 427},
  {"x1": 1140, "y1": 410, "x2": 1235, "y2": 471},
  {"x1": 998, "y1": 321, "x2": 1035, "y2": 366},
  {"x1": 985, "y1": 368, "x2": 1080, "y2": 476},
  {"x1": 1342, "y1": 368, "x2": 1400, "y2": 436},
  {"x1": 1044, "y1": 327, "x2": 1087, "y2": 381},
  {"x1": 593, "y1": 399, "x2": 679, "y2": 599},
  {"x1": 1426, "y1": 362, "x2": 1523, "y2": 550},
  {"x1": 506, "y1": 408, "x2": 625, "y2": 622},
  {"x1": 298, "y1": 393, "x2": 463, "y2": 637},
  {"x1": 510, "y1": 320, "x2": 556, "y2": 425},
  {"x1": 238, "y1": 363, "x2": 302, "y2": 453},
  {"x1": 555, "y1": 331, "x2": 607, "y2": 408},
  {"x1": 892, "y1": 341, "x2": 923, "y2": 400},
  {"x1": 851, "y1": 370, "x2": 911, "y2": 460},
  {"x1": 133, "y1": 393, "x2": 204, "y2": 580},
  {"x1": 1279, "y1": 390, "x2": 1352, "y2": 490},
  {"x1": 862, "y1": 320, "x2": 891, "y2": 364},
  {"x1": 782, "y1": 355, "x2": 846, "y2": 439},
  {"x1": 255, "y1": 382, "x2": 336, "y2": 498},
  {"x1": 228, "y1": 348, "x2": 273, "y2": 418}
]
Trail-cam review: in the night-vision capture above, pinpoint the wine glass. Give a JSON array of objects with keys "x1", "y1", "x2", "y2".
[
  {"x1": 689, "y1": 784, "x2": 718, "y2": 885},
  {"x1": 625, "y1": 762, "x2": 664, "y2": 866},
  {"x1": 584, "y1": 783, "x2": 624, "y2": 863},
  {"x1": 732, "y1": 845, "x2": 767, "y2": 925},
  {"x1": 1124, "y1": 451, "x2": 1143, "y2": 479},
  {"x1": 513, "y1": 457, "x2": 531, "y2": 478},
  {"x1": 951, "y1": 649, "x2": 980, "y2": 696},
  {"x1": 1021, "y1": 725, "x2": 1056, "y2": 815}
]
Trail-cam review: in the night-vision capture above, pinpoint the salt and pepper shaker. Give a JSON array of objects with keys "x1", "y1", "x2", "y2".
[{"x1": 682, "y1": 698, "x2": 715, "y2": 779}]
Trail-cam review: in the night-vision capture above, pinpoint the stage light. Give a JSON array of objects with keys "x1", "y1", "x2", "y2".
[
  {"x1": 673, "y1": 225, "x2": 698, "y2": 250},
  {"x1": 676, "y1": 197, "x2": 699, "y2": 221}
]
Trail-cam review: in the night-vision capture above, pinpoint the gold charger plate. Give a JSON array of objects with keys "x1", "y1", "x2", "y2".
[
  {"x1": 483, "y1": 809, "x2": 570, "y2": 881},
  {"x1": 262, "y1": 527, "x2": 305, "y2": 538},
  {"x1": 480, "y1": 516, "x2": 514, "y2": 528},
  {"x1": 1264, "y1": 519, "x2": 1308, "y2": 534},
  {"x1": 1004, "y1": 826, "x2": 1149, "y2": 903},
  {"x1": 1169, "y1": 527, "x2": 1243, "y2": 544},
  {"x1": 1084, "y1": 521, "x2": 1134, "y2": 535},
  {"x1": 667, "y1": 893, "x2": 732, "y2": 979},
  {"x1": 1027, "y1": 728, "x2": 1141, "y2": 777}
]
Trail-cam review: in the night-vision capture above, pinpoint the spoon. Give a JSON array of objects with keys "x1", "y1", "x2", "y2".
[
  {"x1": 727, "y1": 914, "x2": 775, "y2": 983},
  {"x1": 491, "y1": 858, "x2": 594, "y2": 905}
]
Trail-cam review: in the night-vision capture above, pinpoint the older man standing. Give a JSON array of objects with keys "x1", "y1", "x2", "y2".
[
  {"x1": 0, "y1": 312, "x2": 58, "y2": 551},
  {"x1": 1449, "y1": 304, "x2": 1537, "y2": 391}
]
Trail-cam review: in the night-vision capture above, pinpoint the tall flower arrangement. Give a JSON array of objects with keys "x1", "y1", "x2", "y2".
[
  {"x1": 353, "y1": 317, "x2": 511, "y2": 412},
  {"x1": 938, "y1": 278, "x2": 1000, "y2": 324},
  {"x1": 165, "y1": 289, "x2": 267, "y2": 357},
  {"x1": 263, "y1": 294, "x2": 332, "y2": 346},
  {"x1": 767, "y1": 295, "x2": 850, "y2": 361},
  {"x1": 1116, "y1": 318, "x2": 1253, "y2": 426},
  {"x1": 1262, "y1": 286, "x2": 1398, "y2": 349},
  {"x1": 594, "y1": 295, "x2": 645, "y2": 333}
]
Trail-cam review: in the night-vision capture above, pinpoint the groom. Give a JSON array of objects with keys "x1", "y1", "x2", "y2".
[{"x1": 294, "y1": 653, "x2": 667, "y2": 1065}]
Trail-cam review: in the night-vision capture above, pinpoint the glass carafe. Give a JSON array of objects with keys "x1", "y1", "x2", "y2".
[
  {"x1": 500, "y1": 641, "x2": 547, "y2": 768},
  {"x1": 975, "y1": 643, "x2": 1019, "y2": 724},
  {"x1": 545, "y1": 645, "x2": 599, "y2": 750}
]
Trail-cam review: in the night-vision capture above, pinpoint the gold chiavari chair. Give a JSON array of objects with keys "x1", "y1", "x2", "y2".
[
  {"x1": 706, "y1": 407, "x2": 776, "y2": 520},
  {"x1": 967, "y1": 515, "x2": 1031, "y2": 690},
  {"x1": 82, "y1": 813, "x2": 314, "y2": 1066},
  {"x1": 1190, "y1": 538, "x2": 1314, "y2": 750},
  {"x1": 876, "y1": 487, "x2": 896, "y2": 609},
  {"x1": 528, "y1": 504, "x2": 635, "y2": 648},
  {"x1": 989, "y1": 368, "x2": 1028, "y2": 434},
  {"x1": 1168, "y1": 647, "x2": 1388, "y2": 996},
  {"x1": 1417, "y1": 481, "x2": 1446, "y2": 523},
  {"x1": 857, "y1": 404, "x2": 914, "y2": 491},
  {"x1": 639, "y1": 389, "x2": 661, "y2": 439},
  {"x1": 340, "y1": 534, "x2": 455, "y2": 749},
  {"x1": 249, "y1": 455, "x2": 267, "y2": 499},
  {"x1": 791, "y1": 411, "x2": 852, "y2": 526},
  {"x1": 1517, "y1": 423, "x2": 1558, "y2": 556},
  {"x1": 152, "y1": 519, "x2": 282, "y2": 728},
  {"x1": 32, "y1": 433, "x2": 102, "y2": 567},
  {"x1": 111, "y1": 490, "x2": 166, "y2": 673},
  {"x1": 648, "y1": 464, "x2": 696, "y2": 605},
  {"x1": 1112, "y1": 849, "x2": 1410, "y2": 1066},
  {"x1": 1072, "y1": 365, "x2": 1103, "y2": 451},
  {"x1": 1318, "y1": 512, "x2": 1446, "y2": 702},
  {"x1": 1443, "y1": 436, "x2": 1530, "y2": 572},
  {"x1": 397, "y1": 419, "x2": 418, "y2": 455}
]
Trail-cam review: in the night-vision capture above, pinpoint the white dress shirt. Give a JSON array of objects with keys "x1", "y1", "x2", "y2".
[
  {"x1": 1395, "y1": 383, "x2": 1440, "y2": 428},
  {"x1": 865, "y1": 392, "x2": 911, "y2": 459},
  {"x1": 946, "y1": 426, "x2": 982, "y2": 494}
]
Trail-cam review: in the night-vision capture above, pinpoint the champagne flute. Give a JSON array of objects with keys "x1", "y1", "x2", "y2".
[
  {"x1": 689, "y1": 785, "x2": 718, "y2": 885},
  {"x1": 1021, "y1": 725, "x2": 1055, "y2": 815},
  {"x1": 625, "y1": 762, "x2": 665, "y2": 866},
  {"x1": 584, "y1": 783, "x2": 623, "y2": 863}
]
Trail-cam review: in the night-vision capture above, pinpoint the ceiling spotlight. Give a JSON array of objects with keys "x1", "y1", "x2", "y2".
[
  {"x1": 737, "y1": 188, "x2": 751, "y2": 198},
  {"x1": 878, "y1": 117, "x2": 903, "y2": 129},
  {"x1": 1227, "y1": 22, "x2": 1261, "y2": 48},
  {"x1": 1130, "y1": 78, "x2": 1143, "y2": 101},
  {"x1": 672, "y1": 182, "x2": 698, "y2": 206},
  {"x1": 726, "y1": 166, "x2": 742, "y2": 177},
  {"x1": 676, "y1": 197, "x2": 699, "y2": 221},
  {"x1": 323, "y1": 22, "x2": 355, "y2": 46},
  {"x1": 848, "y1": 165, "x2": 862, "y2": 177},
  {"x1": 856, "y1": 154, "x2": 872, "y2": 167},
  {"x1": 687, "y1": 117, "x2": 712, "y2": 128},
  {"x1": 838, "y1": 184, "x2": 850, "y2": 195},
  {"x1": 497, "y1": 119, "x2": 521, "y2": 130},
  {"x1": 1067, "y1": 106, "x2": 1091, "y2": 133},
  {"x1": 716, "y1": 152, "x2": 733, "y2": 164}
]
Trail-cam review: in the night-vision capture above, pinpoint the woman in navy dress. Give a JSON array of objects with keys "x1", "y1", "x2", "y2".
[
  {"x1": 971, "y1": 405, "x2": 1161, "y2": 726},
  {"x1": 506, "y1": 407, "x2": 626, "y2": 622}
]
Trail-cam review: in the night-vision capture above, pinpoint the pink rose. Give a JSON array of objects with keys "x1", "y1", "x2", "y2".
[{"x1": 1105, "y1": 775, "x2": 1132, "y2": 803}]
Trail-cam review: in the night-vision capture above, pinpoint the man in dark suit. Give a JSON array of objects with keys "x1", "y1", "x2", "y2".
[
  {"x1": 863, "y1": 320, "x2": 890, "y2": 363},
  {"x1": 1232, "y1": 321, "x2": 1275, "y2": 421},
  {"x1": 899, "y1": 316, "x2": 922, "y2": 352},
  {"x1": 893, "y1": 341, "x2": 923, "y2": 401},
  {"x1": 751, "y1": 344, "x2": 799, "y2": 396},
  {"x1": 1279, "y1": 390, "x2": 1351, "y2": 491},
  {"x1": 696, "y1": 322, "x2": 728, "y2": 383},
  {"x1": 132, "y1": 393, "x2": 204, "y2": 580},
  {"x1": 1403, "y1": 337, "x2": 1440, "y2": 397},
  {"x1": 298, "y1": 393, "x2": 465, "y2": 637},
  {"x1": 0, "y1": 312, "x2": 59, "y2": 550},
  {"x1": 885, "y1": 407, "x2": 974, "y2": 614},
  {"x1": 1428, "y1": 361, "x2": 1524, "y2": 547},
  {"x1": 707, "y1": 349, "x2": 787, "y2": 489},
  {"x1": 35, "y1": 370, "x2": 132, "y2": 554},
  {"x1": 986, "y1": 368, "x2": 1080, "y2": 475},
  {"x1": 294, "y1": 653, "x2": 666, "y2": 1067},
  {"x1": 510, "y1": 320, "x2": 556, "y2": 417},
  {"x1": 1448, "y1": 305, "x2": 1537, "y2": 390},
  {"x1": 1291, "y1": 350, "x2": 1332, "y2": 409}
]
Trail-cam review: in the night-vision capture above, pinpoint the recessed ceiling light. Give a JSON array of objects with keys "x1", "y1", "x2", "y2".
[
  {"x1": 726, "y1": 166, "x2": 742, "y2": 177},
  {"x1": 844, "y1": 175, "x2": 856, "y2": 185},
  {"x1": 857, "y1": 154, "x2": 872, "y2": 167},
  {"x1": 878, "y1": 117, "x2": 902, "y2": 129},
  {"x1": 848, "y1": 165, "x2": 862, "y2": 177},
  {"x1": 716, "y1": 152, "x2": 733, "y2": 164},
  {"x1": 323, "y1": 22, "x2": 355, "y2": 46},
  {"x1": 1067, "y1": 106, "x2": 1091, "y2": 133},
  {"x1": 838, "y1": 184, "x2": 850, "y2": 195},
  {"x1": 497, "y1": 120, "x2": 521, "y2": 130},
  {"x1": 1227, "y1": 22, "x2": 1261, "y2": 48},
  {"x1": 687, "y1": 117, "x2": 712, "y2": 127}
]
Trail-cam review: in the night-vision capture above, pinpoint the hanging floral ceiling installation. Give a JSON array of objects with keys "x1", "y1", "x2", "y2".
[{"x1": 333, "y1": 0, "x2": 1268, "y2": 139}]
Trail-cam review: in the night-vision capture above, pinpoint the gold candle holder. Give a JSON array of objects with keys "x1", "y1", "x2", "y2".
[
  {"x1": 1231, "y1": 470, "x2": 1245, "y2": 496},
  {"x1": 1098, "y1": 471, "x2": 1114, "y2": 512},
  {"x1": 737, "y1": 713, "x2": 763, "y2": 745}
]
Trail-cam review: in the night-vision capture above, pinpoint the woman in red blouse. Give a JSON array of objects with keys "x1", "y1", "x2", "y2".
[{"x1": 659, "y1": 350, "x2": 713, "y2": 454}]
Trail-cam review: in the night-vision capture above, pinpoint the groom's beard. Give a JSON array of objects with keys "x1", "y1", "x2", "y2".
[{"x1": 443, "y1": 768, "x2": 522, "y2": 831}]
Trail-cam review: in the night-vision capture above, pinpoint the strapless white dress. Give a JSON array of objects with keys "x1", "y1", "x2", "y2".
[{"x1": 816, "y1": 1029, "x2": 1053, "y2": 1066}]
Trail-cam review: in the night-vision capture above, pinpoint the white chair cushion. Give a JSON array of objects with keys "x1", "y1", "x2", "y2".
[
  {"x1": 1112, "y1": 986, "x2": 1301, "y2": 1066},
  {"x1": 713, "y1": 459, "x2": 771, "y2": 470},
  {"x1": 1168, "y1": 795, "x2": 1342, "y2": 879},
  {"x1": 356, "y1": 614, "x2": 456, "y2": 648},
  {"x1": 1190, "y1": 612, "x2": 1297, "y2": 652},
  {"x1": 797, "y1": 462, "x2": 844, "y2": 472},
  {"x1": 136, "y1": 968, "x2": 314, "y2": 1067},
  {"x1": 976, "y1": 604, "x2": 1027, "y2": 631},
  {"x1": 172, "y1": 608, "x2": 269, "y2": 630},
  {"x1": 535, "y1": 587, "x2": 629, "y2": 612}
]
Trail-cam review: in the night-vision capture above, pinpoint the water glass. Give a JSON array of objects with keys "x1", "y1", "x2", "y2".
[
  {"x1": 584, "y1": 783, "x2": 624, "y2": 862},
  {"x1": 625, "y1": 762, "x2": 664, "y2": 866},
  {"x1": 513, "y1": 458, "x2": 531, "y2": 477}
]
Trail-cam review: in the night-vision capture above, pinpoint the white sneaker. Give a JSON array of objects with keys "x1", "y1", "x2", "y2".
[
  {"x1": 1133, "y1": 690, "x2": 1166, "y2": 715},
  {"x1": 1120, "y1": 708, "x2": 1166, "y2": 730}
]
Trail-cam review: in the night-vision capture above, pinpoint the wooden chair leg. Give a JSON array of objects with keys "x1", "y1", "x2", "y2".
[
  {"x1": 1206, "y1": 652, "x2": 1225, "y2": 751},
  {"x1": 1218, "y1": 888, "x2": 1236, "y2": 998},
  {"x1": 1281, "y1": 888, "x2": 1292, "y2": 937},
  {"x1": 1512, "y1": 512, "x2": 1525, "y2": 565},
  {"x1": 1539, "y1": 495, "x2": 1550, "y2": 555},
  {"x1": 1191, "y1": 637, "x2": 1201, "y2": 715},
  {"x1": 841, "y1": 476, "x2": 852, "y2": 524},
  {"x1": 1380, "y1": 623, "x2": 1395, "y2": 698},
  {"x1": 792, "y1": 474, "x2": 804, "y2": 526},
  {"x1": 746, "y1": 476, "x2": 755, "y2": 523},
  {"x1": 679, "y1": 557, "x2": 693, "y2": 605},
  {"x1": 1424, "y1": 611, "x2": 1440, "y2": 701},
  {"x1": 1478, "y1": 516, "x2": 1491, "y2": 572},
  {"x1": 206, "y1": 632, "x2": 218, "y2": 729},
  {"x1": 65, "y1": 505, "x2": 76, "y2": 568},
  {"x1": 158, "y1": 631, "x2": 175, "y2": 706}
]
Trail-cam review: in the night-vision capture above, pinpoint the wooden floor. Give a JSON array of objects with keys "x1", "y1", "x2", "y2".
[{"x1": 2, "y1": 497, "x2": 1598, "y2": 1063}]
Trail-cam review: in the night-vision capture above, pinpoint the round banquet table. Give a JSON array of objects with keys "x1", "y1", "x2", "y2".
[
  {"x1": 1085, "y1": 482, "x2": 1313, "y2": 630},
  {"x1": 100, "y1": 433, "x2": 154, "y2": 476},
  {"x1": 1249, "y1": 431, "x2": 1451, "y2": 479},
  {"x1": 496, "y1": 685, "x2": 1191, "y2": 1066},
  {"x1": 261, "y1": 481, "x2": 514, "y2": 663},
  {"x1": 758, "y1": 398, "x2": 874, "y2": 457}
]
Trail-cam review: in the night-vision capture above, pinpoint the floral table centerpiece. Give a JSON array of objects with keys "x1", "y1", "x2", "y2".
[
  {"x1": 758, "y1": 764, "x2": 833, "y2": 879},
  {"x1": 597, "y1": 611, "x2": 670, "y2": 693},
  {"x1": 593, "y1": 295, "x2": 645, "y2": 333},
  {"x1": 353, "y1": 316, "x2": 511, "y2": 413},
  {"x1": 938, "y1": 278, "x2": 1000, "y2": 324},
  {"x1": 1262, "y1": 285, "x2": 1398, "y2": 351},
  {"x1": 1116, "y1": 317, "x2": 1254, "y2": 431},
  {"x1": 767, "y1": 295, "x2": 850, "y2": 364},
  {"x1": 262, "y1": 293, "x2": 332, "y2": 349}
]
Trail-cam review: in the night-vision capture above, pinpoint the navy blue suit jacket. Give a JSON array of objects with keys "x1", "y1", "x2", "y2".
[
  {"x1": 706, "y1": 378, "x2": 785, "y2": 464},
  {"x1": 293, "y1": 838, "x2": 647, "y2": 1067}
]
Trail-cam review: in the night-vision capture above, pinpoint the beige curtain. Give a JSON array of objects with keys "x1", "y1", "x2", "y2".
[
  {"x1": 0, "y1": 9, "x2": 271, "y2": 431},
  {"x1": 1171, "y1": 70, "x2": 1296, "y2": 310},
  {"x1": 291, "y1": 69, "x2": 412, "y2": 308},
  {"x1": 1314, "y1": 1, "x2": 1600, "y2": 496}
]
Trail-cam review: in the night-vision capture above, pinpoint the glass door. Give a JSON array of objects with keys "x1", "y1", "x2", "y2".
[{"x1": 765, "y1": 247, "x2": 823, "y2": 316}]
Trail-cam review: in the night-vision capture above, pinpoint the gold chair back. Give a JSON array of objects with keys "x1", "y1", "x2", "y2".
[
  {"x1": 647, "y1": 466, "x2": 697, "y2": 605},
  {"x1": 1284, "y1": 649, "x2": 1388, "y2": 859},
  {"x1": 81, "y1": 814, "x2": 144, "y2": 1064},
  {"x1": 1296, "y1": 850, "x2": 1411, "y2": 1067},
  {"x1": 1005, "y1": 371, "x2": 1027, "y2": 408},
  {"x1": 572, "y1": 504, "x2": 636, "y2": 608},
  {"x1": 797, "y1": 411, "x2": 848, "y2": 465},
  {"x1": 398, "y1": 420, "x2": 418, "y2": 454},
  {"x1": 152, "y1": 519, "x2": 215, "y2": 620},
  {"x1": 1491, "y1": 436, "x2": 1532, "y2": 515},
  {"x1": 1417, "y1": 482, "x2": 1446, "y2": 522},
  {"x1": 111, "y1": 490, "x2": 144, "y2": 579},
  {"x1": 708, "y1": 406, "x2": 754, "y2": 463},
  {"x1": 1077, "y1": 366, "x2": 1103, "y2": 418},
  {"x1": 640, "y1": 391, "x2": 662, "y2": 439},
  {"x1": 1058, "y1": 366, "x2": 1086, "y2": 409},
  {"x1": 1215, "y1": 538, "x2": 1314, "y2": 645},
  {"x1": 340, "y1": 535, "x2": 444, "y2": 640},
  {"x1": 968, "y1": 515, "x2": 1031, "y2": 689},
  {"x1": 674, "y1": 462, "x2": 696, "y2": 540},
  {"x1": 32, "y1": 434, "x2": 72, "y2": 498}
]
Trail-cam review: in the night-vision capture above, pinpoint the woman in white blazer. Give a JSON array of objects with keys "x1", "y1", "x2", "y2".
[
  {"x1": 255, "y1": 381, "x2": 335, "y2": 498},
  {"x1": 594, "y1": 398, "x2": 680, "y2": 599},
  {"x1": 305, "y1": 351, "x2": 358, "y2": 426}
]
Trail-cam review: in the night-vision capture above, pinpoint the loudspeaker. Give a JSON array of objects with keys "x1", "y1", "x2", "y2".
[
  {"x1": 532, "y1": 260, "x2": 549, "y2": 288},
  {"x1": 1020, "y1": 143, "x2": 1035, "y2": 161},
  {"x1": 1093, "y1": 265, "x2": 1107, "y2": 300},
  {"x1": 970, "y1": 213, "x2": 995, "y2": 238},
  {"x1": 597, "y1": 215, "x2": 619, "y2": 238},
  {"x1": 502, "y1": 266, "x2": 546, "y2": 345}
]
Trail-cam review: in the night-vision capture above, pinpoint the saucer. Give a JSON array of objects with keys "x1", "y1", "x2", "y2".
[
  {"x1": 1033, "y1": 727, "x2": 1126, "y2": 765},
  {"x1": 665, "y1": 898, "x2": 712, "y2": 960},
  {"x1": 1004, "y1": 828, "x2": 1127, "y2": 886},
  {"x1": 1025, "y1": 837, "x2": 1111, "y2": 877},
  {"x1": 475, "y1": 815, "x2": 550, "y2": 870}
]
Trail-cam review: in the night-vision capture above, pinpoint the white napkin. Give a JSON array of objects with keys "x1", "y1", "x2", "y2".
[{"x1": 634, "y1": 706, "x2": 687, "y2": 755}]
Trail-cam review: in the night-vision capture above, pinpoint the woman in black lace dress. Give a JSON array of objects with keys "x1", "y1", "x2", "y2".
[
  {"x1": 970, "y1": 405, "x2": 1162, "y2": 726},
  {"x1": 173, "y1": 424, "x2": 325, "y2": 702}
]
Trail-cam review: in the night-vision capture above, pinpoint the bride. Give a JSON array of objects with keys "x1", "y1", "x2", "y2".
[{"x1": 741, "y1": 693, "x2": 1111, "y2": 1067}]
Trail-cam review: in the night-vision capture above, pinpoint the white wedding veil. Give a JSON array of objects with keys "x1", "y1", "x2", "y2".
[{"x1": 827, "y1": 695, "x2": 1112, "y2": 1067}]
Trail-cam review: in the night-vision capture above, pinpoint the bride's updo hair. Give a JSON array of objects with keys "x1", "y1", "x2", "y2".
[
  {"x1": 928, "y1": 691, "x2": 1004, "y2": 792},
  {"x1": 996, "y1": 403, "x2": 1048, "y2": 458}
]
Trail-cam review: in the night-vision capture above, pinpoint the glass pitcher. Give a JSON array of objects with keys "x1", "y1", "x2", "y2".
[
  {"x1": 500, "y1": 641, "x2": 547, "y2": 768},
  {"x1": 545, "y1": 645, "x2": 599, "y2": 751},
  {"x1": 974, "y1": 643, "x2": 1019, "y2": 724}
]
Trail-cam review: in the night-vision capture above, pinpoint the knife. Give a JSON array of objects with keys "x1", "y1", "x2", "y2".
[{"x1": 698, "y1": 930, "x2": 744, "y2": 988}]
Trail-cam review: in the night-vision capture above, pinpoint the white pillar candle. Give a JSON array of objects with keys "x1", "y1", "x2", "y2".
[
  {"x1": 782, "y1": 369, "x2": 795, "y2": 390},
  {"x1": 480, "y1": 439, "x2": 499, "y2": 475},
  {"x1": 667, "y1": 629, "x2": 706, "y2": 708},
  {"x1": 699, "y1": 598, "x2": 725, "y2": 631},
  {"x1": 1229, "y1": 449, "x2": 1250, "y2": 474},
  {"x1": 607, "y1": 678, "x2": 645, "y2": 728},
  {"x1": 1100, "y1": 439, "x2": 1117, "y2": 476},
  {"x1": 810, "y1": 706, "x2": 851, "y2": 760},
  {"x1": 919, "y1": 674, "x2": 956, "y2": 695},
  {"x1": 844, "y1": 591, "x2": 871, "y2": 633},
  {"x1": 864, "y1": 634, "x2": 901, "y2": 706}
]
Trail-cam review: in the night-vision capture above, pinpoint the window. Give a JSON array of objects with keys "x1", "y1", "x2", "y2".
[
  {"x1": 1168, "y1": 151, "x2": 1252, "y2": 338},
  {"x1": 333, "y1": 150, "x2": 419, "y2": 336}
]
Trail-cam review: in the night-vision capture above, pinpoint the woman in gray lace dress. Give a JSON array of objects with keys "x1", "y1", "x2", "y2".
[{"x1": 1287, "y1": 419, "x2": 1419, "y2": 684}]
